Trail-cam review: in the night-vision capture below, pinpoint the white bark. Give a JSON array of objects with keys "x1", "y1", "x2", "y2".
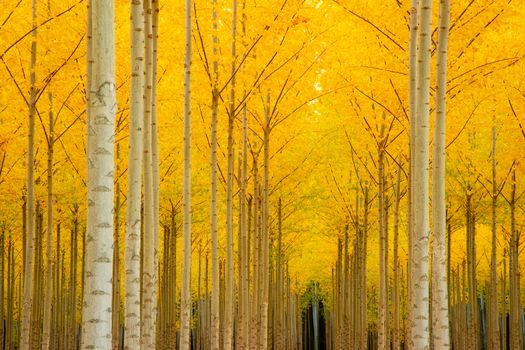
[
  {"x1": 431, "y1": 0, "x2": 450, "y2": 348},
  {"x1": 124, "y1": 0, "x2": 144, "y2": 347},
  {"x1": 209, "y1": 0, "x2": 220, "y2": 347},
  {"x1": 179, "y1": 0, "x2": 193, "y2": 347},
  {"x1": 21, "y1": 1, "x2": 37, "y2": 348},
  {"x1": 150, "y1": 0, "x2": 160, "y2": 343},
  {"x1": 224, "y1": 1, "x2": 238, "y2": 348},
  {"x1": 407, "y1": 1, "x2": 418, "y2": 347},
  {"x1": 141, "y1": 0, "x2": 156, "y2": 347},
  {"x1": 81, "y1": 0, "x2": 117, "y2": 347},
  {"x1": 410, "y1": 0, "x2": 432, "y2": 349},
  {"x1": 42, "y1": 92, "x2": 54, "y2": 350}
]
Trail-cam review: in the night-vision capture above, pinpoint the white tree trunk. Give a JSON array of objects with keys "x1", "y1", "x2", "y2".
[
  {"x1": 150, "y1": 0, "x2": 160, "y2": 343},
  {"x1": 209, "y1": 0, "x2": 220, "y2": 347},
  {"x1": 410, "y1": 0, "x2": 432, "y2": 349},
  {"x1": 21, "y1": 1, "x2": 38, "y2": 348},
  {"x1": 42, "y1": 92, "x2": 54, "y2": 350},
  {"x1": 489, "y1": 125, "x2": 500, "y2": 350},
  {"x1": 81, "y1": 0, "x2": 117, "y2": 347},
  {"x1": 124, "y1": 0, "x2": 144, "y2": 347},
  {"x1": 224, "y1": 1, "x2": 238, "y2": 348},
  {"x1": 407, "y1": 1, "x2": 418, "y2": 347},
  {"x1": 179, "y1": 0, "x2": 193, "y2": 347},
  {"x1": 431, "y1": 0, "x2": 451, "y2": 348},
  {"x1": 141, "y1": 0, "x2": 156, "y2": 347}
]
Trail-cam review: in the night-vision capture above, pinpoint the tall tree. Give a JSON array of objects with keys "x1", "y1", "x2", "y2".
[
  {"x1": 431, "y1": 0, "x2": 451, "y2": 348},
  {"x1": 42, "y1": 92, "x2": 55, "y2": 350},
  {"x1": 179, "y1": 0, "x2": 193, "y2": 347},
  {"x1": 209, "y1": 0, "x2": 220, "y2": 347},
  {"x1": 20, "y1": 0, "x2": 38, "y2": 348},
  {"x1": 488, "y1": 125, "x2": 500, "y2": 350},
  {"x1": 81, "y1": 0, "x2": 117, "y2": 348},
  {"x1": 124, "y1": 0, "x2": 144, "y2": 347},
  {"x1": 141, "y1": 0, "x2": 157, "y2": 347},
  {"x1": 224, "y1": 1, "x2": 239, "y2": 348},
  {"x1": 410, "y1": 0, "x2": 432, "y2": 348}
]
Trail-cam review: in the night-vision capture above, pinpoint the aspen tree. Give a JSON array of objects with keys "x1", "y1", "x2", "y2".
[
  {"x1": 410, "y1": 0, "x2": 432, "y2": 348},
  {"x1": 141, "y1": 0, "x2": 156, "y2": 346},
  {"x1": 407, "y1": 1, "x2": 418, "y2": 345},
  {"x1": 112, "y1": 148, "x2": 121, "y2": 350},
  {"x1": 393, "y1": 158, "x2": 402, "y2": 350},
  {"x1": 21, "y1": 0, "x2": 38, "y2": 347},
  {"x1": 209, "y1": 0, "x2": 220, "y2": 346},
  {"x1": 488, "y1": 125, "x2": 500, "y2": 350},
  {"x1": 81, "y1": 0, "x2": 117, "y2": 347},
  {"x1": 260, "y1": 92, "x2": 271, "y2": 350},
  {"x1": 151, "y1": 0, "x2": 160, "y2": 340},
  {"x1": 431, "y1": 0, "x2": 451, "y2": 348},
  {"x1": 224, "y1": 0, "x2": 238, "y2": 347},
  {"x1": 42, "y1": 92, "x2": 54, "y2": 350},
  {"x1": 508, "y1": 164, "x2": 522, "y2": 350},
  {"x1": 179, "y1": 0, "x2": 193, "y2": 347},
  {"x1": 378, "y1": 112, "x2": 388, "y2": 350},
  {"x1": 125, "y1": 0, "x2": 144, "y2": 347}
]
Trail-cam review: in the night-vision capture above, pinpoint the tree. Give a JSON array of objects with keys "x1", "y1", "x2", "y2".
[
  {"x1": 81, "y1": 0, "x2": 117, "y2": 347},
  {"x1": 179, "y1": 0, "x2": 193, "y2": 347},
  {"x1": 124, "y1": 0, "x2": 144, "y2": 346},
  {"x1": 410, "y1": 0, "x2": 432, "y2": 348},
  {"x1": 431, "y1": 0, "x2": 451, "y2": 348},
  {"x1": 20, "y1": 1, "x2": 38, "y2": 348}
]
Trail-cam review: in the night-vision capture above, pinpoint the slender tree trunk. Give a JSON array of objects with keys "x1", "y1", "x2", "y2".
[
  {"x1": 393, "y1": 158, "x2": 402, "y2": 350},
  {"x1": 125, "y1": 0, "x2": 144, "y2": 347},
  {"x1": 224, "y1": 2, "x2": 238, "y2": 349},
  {"x1": 81, "y1": 0, "x2": 117, "y2": 347},
  {"x1": 112, "y1": 148, "x2": 121, "y2": 350},
  {"x1": 209, "y1": 0, "x2": 220, "y2": 347},
  {"x1": 378, "y1": 113, "x2": 388, "y2": 350},
  {"x1": 179, "y1": 0, "x2": 193, "y2": 347},
  {"x1": 21, "y1": 1, "x2": 38, "y2": 348},
  {"x1": 151, "y1": 0, "x2": 160, "y2": 343},
  {"x1": 509, "y1": 165, "x2": 521, "y2": 350},
  {"x1": 488, "y1": 125, "x2": 500, "y2": 350},
  {"x1": 407, "y1": 1, "x2": 418, "y2": 346},
  {"x1": 260, "y1": 93, "x2": 271, "y2": 350},
  {"x1": 141, "y1": 1, "x2": 157, "y2": 347},
  {"x1": 42, "y1": 92, "x2": 54, "y2": 350},
  {"x1": 431, "y1": 1, "x2": 451, "y2": 348},
  {"x1": 410, "y1": 0, "x2": 432, "y2": 348}
]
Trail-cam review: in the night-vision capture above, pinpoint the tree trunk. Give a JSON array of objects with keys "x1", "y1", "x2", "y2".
[
  {"x1": 410, "y1": 0, "x2": 432, "y2": 348},
  {"x1": 124, "y1": 0, "x2": 144, "y2": 347},
  {"x1": 488, "y1": 125, "x2": 500, "y2": 350},
  {"x1": 378, "y1": 113, "x2": 388, "y2": 350},
  {"x1": 42, "y1": 92, "x2": 54, "y2": 350},
  {"x1": 141, "y1": 1, "x2": 157, "y2": 347},
  {"x1": 81, "y1": 0, "x2": 116, "y2": 347},
  {"x1": 224, "y1": 2, "x2": 238, "y2": 348},
  {"x1": 209, "y1": 0, "x2": 220, "y2": 346},
  {"x1": 393, "y1": 158, "x2": 402, "y2": 350},
  {"x1": 431, "y1": 1, "x2": 451, "y2": 348},
  {"x1": 21, "y1": 1, "x2": 38, "y2": 348},
  {"x1": 179, "y1": 0, "x2": 193, "y2": 347},
  {"x1": 509, "y1": 165, "x2": 521, "y2": 350}
]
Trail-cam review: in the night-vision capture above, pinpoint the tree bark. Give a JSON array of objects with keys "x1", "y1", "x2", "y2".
[
  {"x1": 81, "y1": 0, "x2": 117, "y2": 347},
  {"x1": 42, "y1": 92, "x2": 55, "y2": 350},
  {"x1": 431, "y1": 0, "x2": 451, "y2": 348},
  {"x1": 21, "y1": 1, "x2": 38, "y2": 347},
  {"x1": 124, "y1": 0, "x2": 144, "y2": 347},
  {"x1": 179, "y1": 0, "x2": 193, "y2": 347},
  {"x1": 410, "y1": 0, "x2": 432, "y2": 348},
  {"x1": 209, "y1": 0, "x2": 220, "y2": 346}
]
